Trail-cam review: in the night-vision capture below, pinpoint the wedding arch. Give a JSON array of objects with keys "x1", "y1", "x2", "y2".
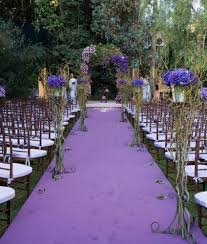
[{"x1": 79, "y1": 44, "x2": 130, "y2": 100}]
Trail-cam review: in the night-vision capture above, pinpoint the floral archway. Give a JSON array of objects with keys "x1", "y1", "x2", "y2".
[{"x1": 79, "y1": 44, "x2": 130, "y2": 100}]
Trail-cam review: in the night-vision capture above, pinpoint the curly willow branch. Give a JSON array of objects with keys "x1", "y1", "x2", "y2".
[
  {"x1": 48, "y1": 91, "x2": 67, "y2": 179},
  {"x1": 130, "y1": 87, "x2": 143, "y2": 148},
  {"x1": 151, "y1": 82, "x2": 202, "y2": 243},
  {"x1": 77, "y1": 84, "x2": 87, "y2": 131}
]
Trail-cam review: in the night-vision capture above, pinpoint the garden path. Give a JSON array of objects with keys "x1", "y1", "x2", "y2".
[{"x1": 0, "y1": 108, "x2": 206, "y2": 244}]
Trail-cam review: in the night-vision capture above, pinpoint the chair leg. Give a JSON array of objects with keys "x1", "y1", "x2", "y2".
[
  {"x1": 166, "y1": 160, "x2": 169, "y2": 178},
  {"x1": 202, "y1": 182, "x2": 206, "y2": 191},
  {"x1": 156, "y1": 149, "x2": 160, "y2": 161},
  {"x1": 6, "y1": 201, "x2": 11, "y2": 226},
  {"x1": 26, "y1": 175, "x2": 31, "y2": 197},
  {"x1": 197, "y1": 204, "x2": 202, "y2": 228}
]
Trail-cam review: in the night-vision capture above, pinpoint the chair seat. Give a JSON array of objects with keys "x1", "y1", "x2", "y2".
[
  {"x1": 0, "y1": 163, "x2": 32, "y2": 179},
  {"x1": 72, "y1": 108, "x2": 80, "y2": 113},
  {"x1": 64, "y1": 114, "x2": 75, "y2": 121},
  {"x1": 0, "y1": 186, "x2": 15, "y2": 204},
  {"x1": 199, "y1": 153, "x2": 207, "y2": 161},
  {"x1": 146, "y1": 133, "x2": 166, "y2": 141},
  {"x1": 41, "y1": 133, "x2": 56, "y2": 140},
  {"x1": 12, "y1": 148, "x2": 47, "y2": 160},
  {"x1": 155, "y1": 141, "x2": 196, "y2": 149},
  {"x1": 195, "y1": 191, "x2": 207, "y2": 208},
  {"x1": 185, "y1": 165, "x2": 207, "y2": 178},
  {"x1": 30, "y1": 131, "x2": 56, "y2": 140},
  {"x1": 12, "y1": 138, "x2": 54, "y2": 148},
  {"x1": 165, "y1": 151, "x2": 196, "y2": 162},
  {"x1": 142, "y1": 126, "x2": 162, "y2": 133},
  {"x1": 165, "y1": 151, "x2": 207, "y2": 162}
]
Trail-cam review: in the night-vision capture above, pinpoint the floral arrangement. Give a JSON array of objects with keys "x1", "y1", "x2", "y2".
[
  {"x1": 77, "y1": 77, "x2": 88, "y2": 84},
  {"x1": 82, "y1": 45, "x2": 96, "y2": 64},
  {"x1": 163, "y1": 69, "x2": 198, "y2": 87},
  {"x1": 80, "y1": 45, "x2": 97, "y2": 76},
  {"x1": 116, "y1": 79, "x2": 127, "y2": 87},
  {"x1": 200, "y1": 87, "x2": 207, "y2": 101},
  {"x1": 77, "y1": 77, "x2": 88, "y2": 131},
  {"x1": 0, "y1": 86, "x2": 5, "y2": 97},
  {"x1": 48, "y1": 75, "x2": 67, "y2": 88},
  {"x1": 111, "y1": 54, "x2": 129, "y2": 73},
  {"x1": 80, "y1": 63, "x2": 89, "y2": 75},
  {"x1": 130, "y1": 79, "x2": 144, "y2": 147},
  {"x1": 132, "y1": 79, "x2": 144, "y2": 87},
  {"x1": 47, "y1": 75, "x2": 67, "y2": 179}
]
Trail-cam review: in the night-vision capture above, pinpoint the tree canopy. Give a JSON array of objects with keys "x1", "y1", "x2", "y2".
[{"x1": 0, "y1": 0, "x2": 207, "y2": 97}]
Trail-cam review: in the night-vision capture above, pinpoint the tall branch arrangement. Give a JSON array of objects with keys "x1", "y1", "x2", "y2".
[
  {"x1": 130, "y1": 79, "x2": 144, "y2": 148},
  {"x1": 111, "y1": 54, "x2": 129, "y2": 122},
  {"x1": 47, "y1": 74, "x2": 67, "y2": 179},
  {"x1": 152, "y1": 69, "x2": 201, "y2": 243},
  {"x1": 77, "y1": 77, "x2": 88, "y2": 131}
]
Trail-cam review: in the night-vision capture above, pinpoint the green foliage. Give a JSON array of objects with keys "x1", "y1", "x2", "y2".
[
  {"x1": 0, "y1": 21, "x2": 46, "y2": 97},
  {"x1": 90, "y1": 44, "x2": 122, "y2": 66},
  {"x1": 1, "y1": 0, "x2": 207, "y2": 98},
  {"x1": 91, "y1": 0, "x2": 151, "y2": 67},
  {"x1": 34, "y1": 0, "x2": 63, "y2": 32}
]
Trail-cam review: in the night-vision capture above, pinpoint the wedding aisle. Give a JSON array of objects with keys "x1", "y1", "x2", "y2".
[{"x1": 0, "y1": 108, "x2": 206, "y2": 244}]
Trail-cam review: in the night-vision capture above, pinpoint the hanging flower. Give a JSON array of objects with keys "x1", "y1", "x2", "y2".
[
  {"x1": 116, "y1": 79, "x2": 127, "y2": 87},
  {"x1": 82, "y1": 45, "x2": 96, "y2": 63},
  {"x1": 200, "y1": 87, "x2": 207, "y2": 101},
  {"x1": 48, "y1": 75, "x2": 67, "y2": 88},
  {"x1": 132, "y1": 79, "x2": 144, "y2": 87},
  {"x1": 80, "y1": 63, "x2": 89, "y2": 75},
  {"x1": 77, "y1": 77, "x2": 87, "y2": 84},
  {"x1": 163, "y1": 69, "x2": 198, "y2": 87},
  {"x1": 111, "y1": 54, "x2": 129, "y2": 73},
  {"x1": 0, "y1": 86, "x2": 6, "y2": 97}
]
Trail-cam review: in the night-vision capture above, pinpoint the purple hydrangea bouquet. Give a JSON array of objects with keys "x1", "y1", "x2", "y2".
[
  {"x1": 131, "y1": 79, "x2": 144, "y2": 147},
  {"x1": 111, "y1": 54, "x2": 129, "y2": 74},
  {"x1": 158, "y1": 69, "x2": 202, "y2": 241},
  {"x1": 47, "y1": 75, "x2": 68, "y2": 179},
  {"x1": 163, "y1": 69, "x2": 198, "y2": 102}
]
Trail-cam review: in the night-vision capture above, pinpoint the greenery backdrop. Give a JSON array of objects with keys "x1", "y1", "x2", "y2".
[{"x1": 0, "y1": 0, "x2": 207, "y2": 97}]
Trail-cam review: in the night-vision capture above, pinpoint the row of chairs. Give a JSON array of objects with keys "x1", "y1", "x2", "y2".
[
  {"x1": 0, "y1": 98, "x2": 80, "y2": 232},
  {"x1": 124, "y1": 100, "x2": 207, "y2": 231}
]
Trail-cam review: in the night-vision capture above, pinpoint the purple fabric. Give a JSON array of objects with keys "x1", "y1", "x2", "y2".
[{"x1": 0, "y1": 109, "x2": 206, "y2": 244}]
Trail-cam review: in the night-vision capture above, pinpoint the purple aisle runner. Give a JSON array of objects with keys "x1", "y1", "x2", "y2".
[{"x1": 0, "y1": 108, "x2": 206, "y2": 244}]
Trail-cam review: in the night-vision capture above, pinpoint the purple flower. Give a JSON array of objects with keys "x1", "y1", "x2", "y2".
[
  {"x1": 116, "y1": 79, "x2": 127, "y2": 88},
  {"x1": 77, "y1": 77, "x2": 87, "y2": 84},
  {"x1": 132, "y1": 79, "x2": 144, "y2": 87},
  {"x1": 163, "y1": 69, "x2": 198, "y2": 87},
  {"x1": 80, "y1": 63, "x2": 89, "y2": 75},
  {"x1": 47, "y1": 75, "x2": 67, "y2": 88},
  {"x1": 82, "y1": 45, "x2": 96, "y2": 63},
  {"x1": 200, "y1": 88, "x2": 207, "y2": 101},
  {"x1": 0, "y1": 86, "x2": 5, "y2": 97},
  {"x1": 111, "y1": 54, "x2": 129, "y2": 73}
]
